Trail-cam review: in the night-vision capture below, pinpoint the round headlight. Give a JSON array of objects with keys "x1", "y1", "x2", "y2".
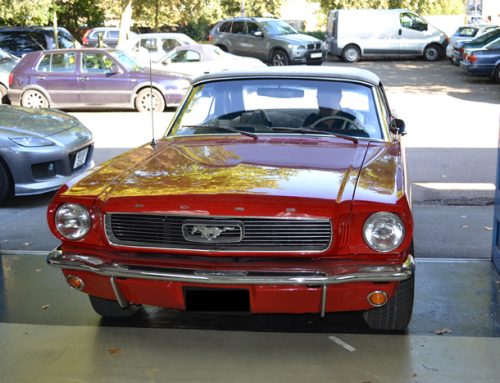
[
  {"x1": 363, "y1": 212, "x2": 405, "y2": 253},
  {"x1": 55, "y1": 203, "x2": 91, "y2": 240}
]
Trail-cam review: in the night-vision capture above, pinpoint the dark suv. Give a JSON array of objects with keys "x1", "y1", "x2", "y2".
[
  {"x1": 0, "y1": 27, "x2": 77, "y2": 57},
  {"x1": 209, "y1": 17, "x2": 327, "y2": 66}
]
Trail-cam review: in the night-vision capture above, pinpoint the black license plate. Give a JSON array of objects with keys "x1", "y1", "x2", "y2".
[{"x1": 184, "y1": 288, "x2": 250, "y2": 313}]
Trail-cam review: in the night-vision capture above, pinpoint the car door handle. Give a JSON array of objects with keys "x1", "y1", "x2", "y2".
[
  {"x1": 36, "y1": 76, "x2": 46, "y2": 80},
  {"x1": 398, "y1": 29, "x2": 402, "y2": 36},
  {"x1": 79, "y1": 77, "x2": 90, "y2": 81}
]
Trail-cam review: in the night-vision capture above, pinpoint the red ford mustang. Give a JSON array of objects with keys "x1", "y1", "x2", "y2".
[{"x1": 47, "y1": 66, "x2": 414, "y2": 330}]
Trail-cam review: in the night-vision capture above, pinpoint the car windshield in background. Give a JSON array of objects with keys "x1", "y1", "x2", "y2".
[
  {"x1": 109, "y1": 50, "x2": 142, "y2": 70},
  {"x1": 169, "y1": 79, "x2": 383, "y2": 140},
  {"x1": 260, "y1": 20, "x2": 297, "y2": 36}
]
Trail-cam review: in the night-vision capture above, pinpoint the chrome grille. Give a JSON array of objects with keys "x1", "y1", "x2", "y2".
[
  {"x1": 307, "y1": 42, "x2": 322, "y2": 50},
  {"x1": 105, "y1": 214, "x2": 332, "y2": 252}
]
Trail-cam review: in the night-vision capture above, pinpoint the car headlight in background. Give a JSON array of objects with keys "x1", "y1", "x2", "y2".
[
  {"x1": 9, "y1": 136, "x2": 54, "y2": 147},
  {"x1": 55, "y1": 203, "x2": 91, "y2": 240},
  {"x1": 363, "y1": 212, "x2": 405, "y2": 252},
  {"x1": 289, "y1": 44, "x2": 307, "y2": 57}
]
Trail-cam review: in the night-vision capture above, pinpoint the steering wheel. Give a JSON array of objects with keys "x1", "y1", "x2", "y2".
[{"x1": 309, "y1": 115, "x2": 364, "y2": 131}]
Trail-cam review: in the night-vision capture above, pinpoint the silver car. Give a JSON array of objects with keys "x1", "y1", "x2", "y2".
[
  {"x1": 0, "y1": 48, "x2": 20, "y2": 103},
  {"x1": 0, "y1": 105, "x2": 93, "y2": 203}
]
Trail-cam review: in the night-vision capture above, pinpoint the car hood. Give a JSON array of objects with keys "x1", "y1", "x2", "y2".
[
  {"x1": 273, "y1": 33, "x2": 323, "y2": 45},
  {"x1": 63, "y1": 136, "x2": 396, "y2": 212},
  {"x1": 0, "y1": 105, "x2": 81, "y2": 137}
]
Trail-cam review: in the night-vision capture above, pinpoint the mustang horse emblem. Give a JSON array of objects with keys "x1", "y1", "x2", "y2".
[{"x1": 190, "y1": 225, "x2": 236, "y2": 241}]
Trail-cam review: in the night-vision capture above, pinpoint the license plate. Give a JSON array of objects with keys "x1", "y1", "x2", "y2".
[
  {"x1": 310, "y1": 52, "x2": 323, "y2": 59},
  {"x1": 73, "y1": 147, "x2": 88, "y2": 169}
]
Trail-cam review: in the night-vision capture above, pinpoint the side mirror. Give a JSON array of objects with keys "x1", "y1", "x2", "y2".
[
  {"x1": 389, "y1": 118, "x2": 406, "y2": 135},
  {"x1": 254, "y1": 31, "x2": 263, "y2": 38},
  {"x1": 107, "y1": 63, "x2": 120, "y2": 75},
  {"x1": 162, "y1": 58, "x2": 171, "y2": 65}
]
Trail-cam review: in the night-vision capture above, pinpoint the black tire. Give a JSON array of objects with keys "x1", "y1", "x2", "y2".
[
  {"x1": 0, "y1": 84, "x2": 8, "y2": 104},
  {"x1": 21, "y1": 89, "x2": 49, "y2": 108},
  {"x1": 89, "y1": 295, "x2": 141, "y2": 318},
  {"x1": 270, "y1": 49, "x2": 290, "y2": 66},
  {"x1": 493, "y1": 65, "x2": 500, "y2": 83},
  {"x1": 216, "y1": 45, "x2": 228, "y2": 52},
  {"x1": 363, "y1": 274, "x2": 414, "y2": 331},
  {"x1": 342, "y1": 45, "x2": 361, "y2": 63},
  {"x1": 423, "y1": 44, "x2": 442, "y2": 61},
  {"x1": 135, "y1": 88, "x2": 165, "y2": 113},
  {"x1": 0, "y1": 161, "x2": 13, "y2": 204}
]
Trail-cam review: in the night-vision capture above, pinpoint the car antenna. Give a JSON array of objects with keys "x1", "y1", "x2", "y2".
[{"x1": 149, "y1": 51, "x2": 157, "y2": 148}]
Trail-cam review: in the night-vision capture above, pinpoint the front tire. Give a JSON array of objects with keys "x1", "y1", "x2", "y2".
[
  {"x1": 363, "y1": 274, "x2": 414, "y2": 331},
  {"x1": 0, "y1": 84, "x2": 8, "y2": 104},
  {"x1": 493, "y1": 65, "x2": 500, "y2": 83},
  {"x1": 21, "y1": 89, "x2": 49, "y2": 108},
  {"x1": 270, "y1": 49, "x2": 290, "y2": 66},
  {"x1": 423, "y1": 44, "x2": 442, "y2": 61},
  {"x1": 89, "y1": 295, "x2": 141, "y2": 318},
  {"x1": 342, "y1": 45, "x2": 361, "y2": 63},
  {"x1": 135, "y1": 88, "x2": 165, "y2": 113},
  {"x1": 0, "y1": 161, "x2": 13, "y2": 204}
]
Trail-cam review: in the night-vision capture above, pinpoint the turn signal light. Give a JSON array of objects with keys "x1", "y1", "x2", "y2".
[
  {"x1": 66, "y1": 275, "x2": 85, "y2": 290},
  {"x1": 367, "y1": 291, "x2": 388, "y2": 307},
  {"x1": 468, "y1": 54, "x2": 477, "y2": 63}
]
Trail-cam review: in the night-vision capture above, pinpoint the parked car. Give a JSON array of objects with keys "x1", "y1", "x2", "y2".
[
  {"x1": 8, "y1": 48, "x2": 191, "y2": 112},
  {"x1": 154, "y1": 44, "x2": 265, "y2": 77},
  {"x1": 82, "y1": 27, "x2": 137, "y2": 48},
  {"x1": 119, "y1": 33, "x2": 196, "y2": 64},
  {"x1": 0, "y1": 27, "x2": 78, "y2": 57},
  {"x1": 0, "y1": 48, "x2": 20, "y2": 103},
  {"x1": 460, "y1": 36, "x2": 500, "y2": 81},
  {"x1": 209, "y1": 17, "x2": 327, "y2": 66},
  {"x1": 326, "y1": 9, "x2": 448, "y2": 62},
  {"x1": 0, "y1": 105, "x2": 93, "y2": 203},
  {"x1": 46, "y1": 66, "x2": 415, "y2": 331},
  {"x1": 446, "y1": 24, "x2": 498, "y2": 61},
  {"x1": 452, "y1": 27, "x2": 500, "y2": 65}
]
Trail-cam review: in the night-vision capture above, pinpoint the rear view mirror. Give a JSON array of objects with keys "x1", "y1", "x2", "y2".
[
  {"x1": 257, "y1": 87, "x2": 304, "y2": 98},
  {"x1": 389, "y1": 118, "x2": 406, "y2": 135}
]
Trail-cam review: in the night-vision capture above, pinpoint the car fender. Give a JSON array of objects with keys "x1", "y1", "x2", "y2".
[
  {"x1": 129, "y1": 81, "x2": 167, "y2": 104},
  {"x1": 18, "y1": 85, "x2": 53, "y2": 105}
]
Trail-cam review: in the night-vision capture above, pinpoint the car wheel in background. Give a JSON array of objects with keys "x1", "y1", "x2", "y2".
[
  {"x1": 342, "y1": 45, "x2": 361, "y2": 63},
  {"x1": 21, "y1": 89, "x2": 49, "y2": 108},
  {"x1": 493, "y1": 65, "x2": 500, "y2": 83},
  {"x1": 423, "y1": 44, "x2": 442, "y2": 61},
  {"x1": 0, "y1": 84, "x2": 8, "y2": 104},
  {"x1": 216, "y1": 45, "x2": 228, "y2": 52},
  {"x1": 270, "y1": 49, "x2": 289, "y2": 66},
  {"x1": 0, "y1": 161, "x2": 12, "y2": 203},
  {"x1": 362, "y1": 273, "x2": 414, "y2": 331},
  {"x1": 135, "y1": 88, "x2": 165, "y2": 112},
  {"x1": 89, "y1": 295, "x2": 141, "y2": 318}
]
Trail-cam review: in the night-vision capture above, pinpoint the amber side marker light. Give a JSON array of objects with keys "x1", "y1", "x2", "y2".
[
  {"x1": 66, "y1": 275, "x2": 85, "y2": 290},
  {"x1": 367, "y1": 291, "x2": 388, "y2": 307}
]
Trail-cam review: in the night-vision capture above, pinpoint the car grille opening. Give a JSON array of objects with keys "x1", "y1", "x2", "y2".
[
  {"x1": 31, "y1": 162, "x2": 56, "y2": 179},
  {"x1": 105, "y1": 214, "x2": 332, "y2": 252}
]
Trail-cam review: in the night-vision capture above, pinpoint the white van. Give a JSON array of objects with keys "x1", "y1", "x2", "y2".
[{"x1": 327, "y1": 9, "x2": 448, "y2": 62}]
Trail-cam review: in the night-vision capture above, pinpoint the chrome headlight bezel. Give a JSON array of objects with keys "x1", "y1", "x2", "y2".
[
  {"x1": 9, "y1": 136, "x2": 54, "y2": 147},
  {"x1": 363, "y1": 212, "x2": 405, "y2": 253},
  {"x1": 55, "y1": 203, "x2": 91, "y2": 240}
]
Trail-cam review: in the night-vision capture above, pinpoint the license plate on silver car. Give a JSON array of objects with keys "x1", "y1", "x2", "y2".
[
  {"x1": 310, "y1": 52, "x2": 322, "y2": 58},
  {"x1": 73, "y1": 147, "x2": 88, "y2": 169}
]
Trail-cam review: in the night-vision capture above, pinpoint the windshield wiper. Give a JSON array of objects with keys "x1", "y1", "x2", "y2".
[
  {"x1": 181, "y1": 125, "x2": 258, "y2": 140},
  {"x1": 268, "y1": 126, "x2": 358, "y2": 144}
]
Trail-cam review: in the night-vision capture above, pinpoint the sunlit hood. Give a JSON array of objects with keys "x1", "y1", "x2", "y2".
[
  {"x1": 275, "y1": 34, "x2": 323, "y2": 45},
  {"x1": 0, "y1": 105, "x2": 79, "y2": 137},
  {"x1": 64, "y1": 136, "x2": 382, "y2": 204}
]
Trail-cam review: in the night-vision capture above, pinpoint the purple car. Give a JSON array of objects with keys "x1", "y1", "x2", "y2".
[{"x1": 8, "y1": 48, "x2": 191, "y2": 112}]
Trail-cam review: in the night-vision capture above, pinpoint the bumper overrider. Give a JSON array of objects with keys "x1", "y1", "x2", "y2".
[{"x1": 47, "y1": 250, "x2": 415, "y2": 317}]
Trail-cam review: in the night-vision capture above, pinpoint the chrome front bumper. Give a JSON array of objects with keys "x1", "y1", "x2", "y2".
[{"x1": 47, "y1": 250, "x2": 415, "y2": 317}]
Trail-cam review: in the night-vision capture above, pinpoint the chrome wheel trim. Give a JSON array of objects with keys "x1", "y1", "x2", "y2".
[
  {"x1": 345, "y1": 48, "x2": 359, "y2": 62},
  {"x1": 271, "y1": 52, "x2": 287, "y2": 66},
  {"x1": 425, "y1": 46, "x2": 439, "y2": 61},
  {"x1": 22, "y1": 90, "x2": 47, "y2": 108},
  {"x1": 139, "y1": 91, "x2": 160, "y2": 112}
]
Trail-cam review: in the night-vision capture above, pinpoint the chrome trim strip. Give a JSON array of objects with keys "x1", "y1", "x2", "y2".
[
  {"x1": 104, "y1": 213, "x2": 333, "y2": 254},
  {"x1": 321, "y1": 284, "x2": 327, "y2": 318},
  {"x1": 110, "y1": 276, "x2": 129, "y2": 308},
  {"x1": 47, "y1": 250, "x2": 415, "y2": 286}
]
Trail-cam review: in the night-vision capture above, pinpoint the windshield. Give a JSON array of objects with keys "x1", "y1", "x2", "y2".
[
  {"x1": 109, "y1": 50, "x2": 143, "y2": 70},
  {"x1": 168, "y1": 79, "x2": 384, "y2": 140},
  {"x1": 260, "y1": 20, "x2": 297, "y2": 36}
]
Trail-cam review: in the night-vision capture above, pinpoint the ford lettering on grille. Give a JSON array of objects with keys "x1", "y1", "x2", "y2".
[{"x1": 182, "y1": 220, "x2": 244, "y2": 243}]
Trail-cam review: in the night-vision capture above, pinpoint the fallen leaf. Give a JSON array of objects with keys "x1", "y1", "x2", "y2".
[
  {"x1": 434, "y1": 327, "x2": 453, "y2": 335},
  {"x1": 107, "y1": 347, "x2": 121, "y2": 355},
  {"x1": 41, "y1": 305, "x2": 50, "y2": 310},
  {"x1": 484, "y1": 226, "x2": 493, "y2": 231}
]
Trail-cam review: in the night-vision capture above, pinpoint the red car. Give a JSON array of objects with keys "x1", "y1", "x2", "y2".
[{"x1": 47, "y1": 67, "x2": 415, "y2": 331}]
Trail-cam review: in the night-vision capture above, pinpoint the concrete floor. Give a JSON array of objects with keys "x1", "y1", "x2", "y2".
[{"x1": 0, "y1": 254, "x2": 498, "y2": 383}]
